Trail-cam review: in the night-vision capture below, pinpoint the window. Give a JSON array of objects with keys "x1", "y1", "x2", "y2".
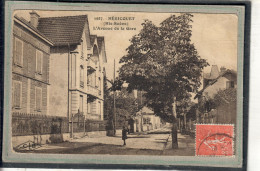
[
  {"x1": 87, "y1": 73, "x2": 91, "y2": 85},
  {"x1": 14, "y1": 38, "x2": 23, "y2": 67},
  {"x1": 143, "y1": 117, "x2": 151, "y2": 124},
  {"x1": 87, "y1": 102, "x2": 91, "y2": 114},
  {"x1": 12, "y1": 81, "x2": 22, "y2": 109},
  {"x1": 36, "y1": 50, "x2": 43, "y2": 74},
  {"x1": 80, "y1": 66, "x2": 84, "y2": 87},
  {"x1": 79, "y1": 95, "x2": 83, "y2": 113},
  {"x1": 98, "y1": 101, "x2": 101, "y2": 115},
  {"x1": 231, "y1": 81, "x2": 234, "y2": 88},
  {"x1": 35, "y1": 87, "x2": 42, "y2": 111},
  {"x1": 94, "y1": 72, "x2": 97, "y2": 87},
  {"x1": 87, "y1": 72, "x2": 96, "y2": 87},
  {"x1": 81, "y1": 40, "x2": 84, "y2": 59},
  {"x1": 98, "y1": 77, "x2": 101, "y2": 88},
  {"x1": 226, "y1": 81, "x2": 235, "y2": 89}
]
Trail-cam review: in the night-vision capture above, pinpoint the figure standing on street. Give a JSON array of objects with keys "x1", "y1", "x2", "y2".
[{"x1": 122, "y1": 126, "x2": 128, "y2": 145}]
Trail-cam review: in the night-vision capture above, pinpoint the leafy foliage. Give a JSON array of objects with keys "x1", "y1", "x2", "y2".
[
  {"x1": 186, "y1": 103, "x2": 198, "y2": 120},
  {"x1": 213, "y1": 88, "x2": 237, "y2": 106},
  {"x1": 104, "y1": 78, "x2": 139, "y2": 128},
  {"x1": 198, "y1": 96, "x2": 216, "y2": 113},
  {"x1": 119, "y1": 13, "x2": 208, "y2": 122}
]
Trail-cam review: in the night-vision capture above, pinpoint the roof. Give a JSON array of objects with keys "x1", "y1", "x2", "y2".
[
  {"x1": 137, "y1": 106, "x2": 154, "y2": 115},
  {"x1": 97, "y1": 36, "x2": 103, "y2": 53},
  {"x1": 195, "y1": 69, "x2": 237, "y2": 99},
  {"x1": 37, "y1": 15, "x2": 88, "y2": 46},
  {"x1": 14, "y1": 15, "x2": 53, "y2": 45},
  {"x1": 90, "y1": 35, "x2": 97, "y2": 47},
  {"x1": 97, "y1": 36, "x2": 107, "y2": 63}
]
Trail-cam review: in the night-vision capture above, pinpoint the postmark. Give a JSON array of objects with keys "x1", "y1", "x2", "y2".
[{"x1": 196, "y1": 124, "x2": 234, "y2": 156}]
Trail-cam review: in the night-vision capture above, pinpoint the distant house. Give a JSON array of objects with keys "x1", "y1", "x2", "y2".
[
  {"x1": 133, "y1": 106, "x2": 161, "y2": 132},
  {"x1": 195, "y1": 65, "x2": 237, "y2": 124},
  {"x1": 35, "y1": 13, "x2": 107, "y2": 135},
  {"x1": 12, "y1": 12, "x2": 53, "y2": 115},
  {"x1": 201, "y1": 65, "x2": 237, "y2": 97}
]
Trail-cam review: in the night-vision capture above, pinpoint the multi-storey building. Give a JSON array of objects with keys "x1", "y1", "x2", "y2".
[
  {"x1": 12, "y1": 12, "x2": 53, "y2": 115},
  {"x1": 36, "y1": 14, "x2": 107, "y2": 132}
]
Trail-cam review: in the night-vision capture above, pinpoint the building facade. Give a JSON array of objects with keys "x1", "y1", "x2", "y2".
[
  {"x1": 195, "y1": 65, "x2": 237, "y2": 124},
  {"x1": 134, "y1": 106, "x2": 161, "y2": 132},
  {"x1": 36, "y1": 14, "x2": 107, "y2": 133},
  {"x1": 12, "y1": 13, "x2": 53, "y2": 115}
]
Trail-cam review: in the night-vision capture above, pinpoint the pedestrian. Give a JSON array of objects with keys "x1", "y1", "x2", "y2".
[{"x1": 122, "y1": 126, "x2": 127, "y2": 145}]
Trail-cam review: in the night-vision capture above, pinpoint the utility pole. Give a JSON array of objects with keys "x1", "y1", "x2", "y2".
[
  {"x1": 113, "y1": 59, "x2": 116, "y2": 135},
  {"x1": 140, "y1": 90, "x2": 143, "y2": 132}
]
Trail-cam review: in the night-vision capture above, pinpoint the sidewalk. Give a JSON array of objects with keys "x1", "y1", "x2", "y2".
[
  {"x1": 16, "y1": 127, "x2": 195, "y2": 156},
  {"x1": 70, "y1": 128, "x2": 170, "y2": 151},
  {"x1": 162, "y1": 133, "x2": 195, "y2": 156}
]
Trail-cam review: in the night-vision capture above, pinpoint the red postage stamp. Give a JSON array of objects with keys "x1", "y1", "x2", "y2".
[{"x1": 196, "y1": 124, "x2": 234, "y2": 156}]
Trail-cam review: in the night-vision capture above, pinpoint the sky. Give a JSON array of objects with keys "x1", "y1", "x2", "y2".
[{"x1": 14, "y1": 10, "x2": 238, "y2": 80}]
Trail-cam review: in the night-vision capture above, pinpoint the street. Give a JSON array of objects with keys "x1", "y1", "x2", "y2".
[{"x1": 17, "y1": 126, "x2": 195, "y2": 156}]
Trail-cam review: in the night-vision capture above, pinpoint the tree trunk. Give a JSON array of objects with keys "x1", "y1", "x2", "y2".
[
  {"x1": 171, "y1": 96, "x2": 178, "y2": 149},
  {"x1": 172, "y1": 122, "x2": 178, "y2": 149}
]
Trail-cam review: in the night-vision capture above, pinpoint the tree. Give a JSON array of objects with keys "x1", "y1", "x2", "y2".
[
  {"x1": 119, "y1": 13, "x2": 208, "y2": 148},
  {"x1": 104, "y1": 76, "x2": 138, "y2": 135},
  {"x1": 176, "y1": 92, "x2": 193, "y2": 133}
]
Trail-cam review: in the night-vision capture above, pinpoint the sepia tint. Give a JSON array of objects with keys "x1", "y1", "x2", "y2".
[{"x1": 2, "y1": 2, "x2": 245, "y2": 167}]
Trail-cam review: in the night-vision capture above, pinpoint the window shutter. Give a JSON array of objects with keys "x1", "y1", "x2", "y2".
[
  {"x1": 36, "y1": 88, "x2": 42, "y2": 111},
  {"x1": 80, "y1": 67, "x2": 84, "y2": 82},
  {"x1": 15, "y1": 39, "x2": 22, "y2": 65},
  {"x1": 39, "y1": 52, "x2": 42, "y2": 73},
  {"x1": 13, "y1": 82, "x2": 21, "y2": 108},
  {"x1": 17, "y1": 82, "x2": 21, "y2": 108},
  {"x1": 36, "y1": 50, "x2": 43, "y2": 74}
]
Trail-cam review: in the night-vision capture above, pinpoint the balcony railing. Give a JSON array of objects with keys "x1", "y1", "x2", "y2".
[
  {"x1": 87, "y1": 84, "x2": 99, "y2": 97},
  {"x1": 87, "y1": 58, "x2": 96, "y2": 72}
]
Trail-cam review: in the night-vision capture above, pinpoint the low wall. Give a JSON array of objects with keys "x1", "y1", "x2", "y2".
[
  {"x1": 12, "y1": 112, "x2": 69, "y2": 136},
  {"x1": 12, "y1": 133, "x2": 70, "y2": 148}
]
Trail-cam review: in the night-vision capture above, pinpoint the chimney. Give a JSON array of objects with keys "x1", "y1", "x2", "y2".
[
  {"x1": 220, "y1": 66, "x2": 226, "y2": 74},
  {"x1": 30, "y1": 10, "x2": 40, "y2": 28},
  {"x1": 210, "y1": 65, "x2": 219, "y2": 79}
]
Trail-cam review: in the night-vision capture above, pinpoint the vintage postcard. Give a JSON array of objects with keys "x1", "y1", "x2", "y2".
[{"x1": 2, "y1": 1, "x2": 246, "y2": 168}]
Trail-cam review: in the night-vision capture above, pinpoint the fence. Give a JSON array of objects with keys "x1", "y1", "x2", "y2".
[
  {"x1": 12, "y1": 112, "x2": 69, "y2": 136},
  {"x1": 85, "y1": 119, "x2": 107, "y2": 132},
  {"x1": 12, "y1": 112, "x2": 109, "y2": 136},
  {"x1": 71, "y1": 112, "x2": 85, "y2": 133}
]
